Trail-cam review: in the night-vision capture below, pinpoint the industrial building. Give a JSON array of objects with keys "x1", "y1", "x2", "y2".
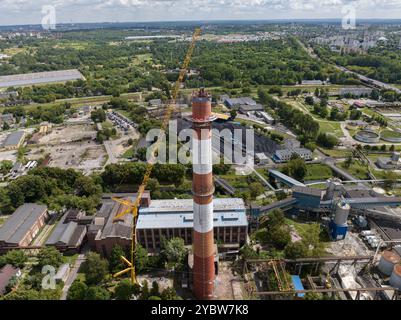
[
  {"x1": 1, "y1": 131, "x2": 25, "y2": 150},
  {"x1": 0, "y1": 204, "x2": 48, "y2": 251},
  {"x1": 223, "y1": 96, "x2": 263, "y2": 111},
  {"x1": 273, "y1": 148, "x2": 313, "y2": 163},
  {"x1": 45, "y1": 209, "x2": 87, "y2": 253},
  {"x1": 339, "y1": 87, "x2": 373, "y2": 97},
  {"x1": 88, "y1": 194, "x2": 248, "y2": 257},
  {"x1": 0, "y1": 69, "x2": 84, "y2": 88}
]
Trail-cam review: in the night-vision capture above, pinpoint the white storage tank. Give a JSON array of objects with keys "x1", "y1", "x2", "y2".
[
  {"x1": 390, "y1": 264, "x2": 401, "y2": 290},
  {"x1": 378, "y1": 251, "x2": 401, "y2": 276},
  {"x1": 334, "y1": 202, "x2": 351, "y2": 226}
]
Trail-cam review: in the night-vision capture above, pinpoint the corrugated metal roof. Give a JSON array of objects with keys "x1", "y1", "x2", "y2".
[
  {"x1": 46, "y1": 212, "x2": 86, "y2": 247},
  {"x1": 0, "y1": 204, "x2": 47, "y2": 245}
]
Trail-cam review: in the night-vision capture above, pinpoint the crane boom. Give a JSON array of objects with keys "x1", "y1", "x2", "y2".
[{"x1": 112, "y1": 28, "x2": 202, "y2": 284}]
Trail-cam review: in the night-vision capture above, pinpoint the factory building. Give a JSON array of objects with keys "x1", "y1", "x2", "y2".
[
  {"x1": 45, "y1": 209, "x2": 87, "y2": 253},
  {"x1": 273, "y1": 148, "x2": 313, "y2": 163},
  {"x1": 0, "y1": 204, "x2": 48, "y2": 251},
  {"x1": 88, "y1": 194, "x2": 247, "y2": 258},
  {"x1": 1, "y1": 131, "x2": 26, "y2": 150},
  {"x1": 223, "y1": 96, "x2": 263, "y2": 111}
]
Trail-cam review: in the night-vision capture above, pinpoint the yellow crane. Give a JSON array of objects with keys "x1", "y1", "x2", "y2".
[{"x1": 112, "y1": 28, "x2": 202, "y2": 284}]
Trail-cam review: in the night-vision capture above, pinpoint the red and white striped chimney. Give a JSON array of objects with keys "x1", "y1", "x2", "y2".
[{"x1": 192, "y1": 88, "x2": 215, "y2": 300}]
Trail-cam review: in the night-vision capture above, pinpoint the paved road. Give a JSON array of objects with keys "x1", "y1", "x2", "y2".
[
  {"x1": 60, "y1": 252, "x2": 88, "y2": 300},
  {"x1": 103, "y1": 140, "x2": 118, "y2": 165}
]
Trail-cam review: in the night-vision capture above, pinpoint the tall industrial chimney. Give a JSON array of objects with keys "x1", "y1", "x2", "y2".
[{"x1": 192, "y1": 88, "x2": 215, "y2": 300}]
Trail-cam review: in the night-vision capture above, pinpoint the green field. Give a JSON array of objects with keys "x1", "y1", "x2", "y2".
[
  {"x1": 305, "y1": 164, "x2": 333, "y2": 181},
  {"x1": 339, "y1": 162, "x2": 370, "y2": 180},
  {"x1": 318, "y1": 121, "x2": 344, "y2": 138},
  {"x1": 319, "y1": 147, "x2": 351, "y2": 158}
]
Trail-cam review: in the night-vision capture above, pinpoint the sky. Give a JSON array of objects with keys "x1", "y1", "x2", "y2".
[{"x1": 0, "y1": 0, "x2": 401, "y2": 26}]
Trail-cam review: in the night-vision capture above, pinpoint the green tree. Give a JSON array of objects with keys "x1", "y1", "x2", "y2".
[
  {"x1": 161, "y1": 287, "x2": 181, "y2": 300},
  {"x1": 114, "y1": 279, "x2": 135, "y2": 300},
  {"x1": 135, "y1": 244, "x2": 149, "y2": 274},
  {"x1": 284, "y1": 241, "x2": 309, "y2": 259},
  {"x1": 37, "y1": 247, "x2": 63, "y2": 269},
  {"x1": 74, "y1": 176, "x2": 102, "y2": 197},
  {"x1": 109, "y1": 244, "x2": 126, "y2": 274},
  {"x1": 270, "y1": 227, "x2": 291, "y2": 250},
  {"x1": 249, "y1": 182, "x2": 265, "y2": 199},
  {"x1": 67, "y1": 280, "x2": 88, "y2": 300},
  {"x1": 162, "y1": 237, "x2": 187, "y2": 267},
  {"x1": 91, "y1": 109, "x2": 106, "y2": 123},
  {"x1": 139, "y1": 280, "x2": 149, "y2": 300},
  {"x1": 84, "y1": 252, "x2": 109, "y2": 285},
  {"x1": 0, "y1": 250, "x2": 27, "y2": 268},
  {"x1": 85, "y1": 286, "x2": 110, "y2": 300},
  {"x1": 150, "y1": 281, "x2": 160, "y2": 297},
  {"x1": 0, "y1": 160, "x2": 13, "y2": 175},
  {"x1": 284, "y1": 157, "x2": 307, "y2": 181}
]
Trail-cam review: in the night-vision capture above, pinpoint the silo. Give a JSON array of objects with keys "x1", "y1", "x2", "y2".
[
  {"x1": 334, "y1": 202, "x2": 351, "y2": 226},
  {"x1": 378, "y1": 251, "x2": 401, "y2": 276},
  {"x1": 390, "y1": 264, "x2": 401, "y2": 290}
]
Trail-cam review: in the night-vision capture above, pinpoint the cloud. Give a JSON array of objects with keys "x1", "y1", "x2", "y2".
[{"x1": 0, "y1": 0, "x2": 401, "y2": 25}]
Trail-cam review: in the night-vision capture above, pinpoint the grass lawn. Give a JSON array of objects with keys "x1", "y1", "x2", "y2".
[
  {"x1": 339, "y1": 161, "x2": 370, "y2": 180},
  {"x1": 116, "y1": 109, "x2": 131, "y2": 118},
  {"x1": 318, "y1": 121, "x2": 344, "y2": 138},
  {"x1": 305, "y1": 164, "x2": 333, "y2": 181},
  {"x1": 219, "y1": 171, "x2": 259, "y2": 189},
  {"x1": 319, "y1": 147, "x2": 351, "y2": 158},
  {"x1": 122, "y1": 148, "x2": 135, "y2": 159}
]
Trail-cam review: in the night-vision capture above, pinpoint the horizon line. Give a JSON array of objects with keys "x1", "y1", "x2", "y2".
[{"x1": 2, "y1": 17, "x2": 401, "y2": 28}]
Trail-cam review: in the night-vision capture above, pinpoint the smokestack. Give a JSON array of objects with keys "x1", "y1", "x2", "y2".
[{"x1": 192, "y1": 88, "x2": 215, "y2": 300}]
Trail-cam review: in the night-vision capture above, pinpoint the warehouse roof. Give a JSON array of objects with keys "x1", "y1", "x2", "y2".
[
  {"x1": 0, "y1": 69, "x2": 84, "y2": 88},
  {"x1": 0, "y1": 204, "x2": 47, "y2": 245},
  {"x1": 224, "y1": 97, "x2": 257, "y2": 106},
  {"x1": 95, "y1": 197, "x2": 247, "y2": 238},
  {"x1": 137, "y1": 198, "x2": 247, "y2": 229},
  {"x1": 45, "y1": 212, "x2": 86, "y2": 247},
  {"x1": 2, "y1": 131, "x2": 25, "y2": 148}
]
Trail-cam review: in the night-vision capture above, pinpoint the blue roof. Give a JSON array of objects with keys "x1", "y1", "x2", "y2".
[
  {"x1": 269, "y1": 169, "x2": 306, "y2": 187},
  {"x1": 291, "y1": 275, "x2": 305, "y2": 298}
]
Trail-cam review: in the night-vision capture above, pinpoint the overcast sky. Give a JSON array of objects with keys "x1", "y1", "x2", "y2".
[{"x1": 0, "y1": 0, "x2": 401, "y2": 26}]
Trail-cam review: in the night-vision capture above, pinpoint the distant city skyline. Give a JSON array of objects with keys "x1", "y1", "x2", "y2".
[{"x1": 0, "y1": 0, "x2": 401, "y2": 26}]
